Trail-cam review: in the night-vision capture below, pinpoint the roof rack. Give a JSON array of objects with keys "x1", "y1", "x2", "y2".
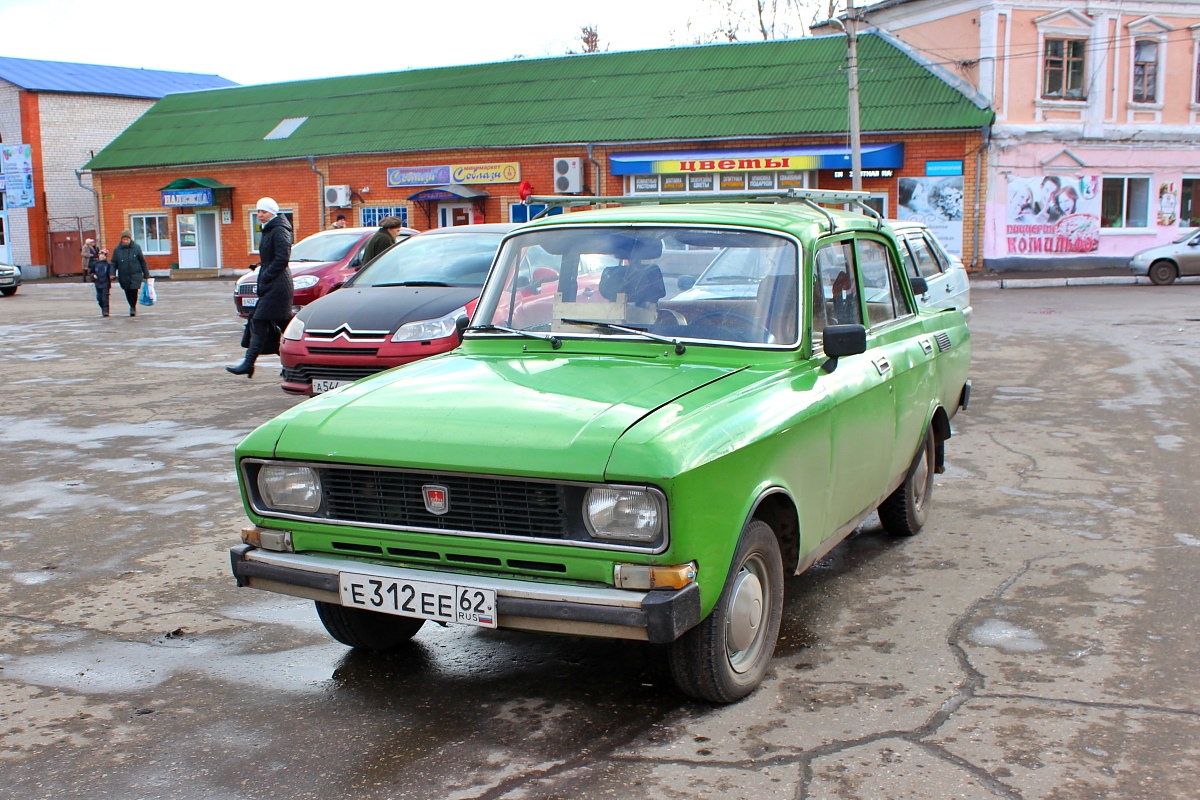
[{"x1": 526, "y1": 188, "x2": 883, "y2": 231}]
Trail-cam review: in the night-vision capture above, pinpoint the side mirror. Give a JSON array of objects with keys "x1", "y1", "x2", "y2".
[
  {"x1": 677, "y1": 274, "x2": 697, "y2": 291},
  {"x1": 821, "y1": 324, "x2": 867, "y2": 373},
  {"x1": 909, "y1": 276, "x2": 928, "y2": 295},
  {"x1": 455, "y1": 315, "x2": 470, "y2": 342}
]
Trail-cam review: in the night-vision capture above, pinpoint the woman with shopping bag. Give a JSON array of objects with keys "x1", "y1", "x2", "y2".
[
  {"x1": 227, "y1": 198, "x2": 292, "y2": 378},
  {"x1": 111, "y1": 230, "x2": 149, "y2": 316}
]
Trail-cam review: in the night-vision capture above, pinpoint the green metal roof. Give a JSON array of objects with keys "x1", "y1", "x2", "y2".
[{"x1": 86, "y1": 33, "x2": 992, "y2": 171}]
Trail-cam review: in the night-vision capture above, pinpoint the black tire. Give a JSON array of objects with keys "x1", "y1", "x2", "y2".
[
  {"x1": 879, "y1": 427, "x2": 936, "y2": 537},
  {"x1": 314, "y1": 601, "x2": 425, "y2": 650},
  {"x1": 668, "y1": 519, "x2": 784, "y2": 703},
  {"x1": 0, "y1": 287, "x2": 16, "y2": 296},
  {"x1": 1148, "y1": 261, "x2": 1177, "y2": 286}
]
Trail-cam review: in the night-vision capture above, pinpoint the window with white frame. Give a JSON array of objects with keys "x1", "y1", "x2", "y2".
[
  {"x1": 249, "y1": 210, "x2": 295, "y2": 252},
  {"x1": 131, "y1": 214, "x2": 170, "y2": 255},
  {"x1": 360, "y1": 206, "x2": 408, "y2": 228},
  {"x1": 1043, "y1": 38, "x2": 1087, "y2": 100},
  {"x1": 1132, "y1": 39, "x2": 1159, "y2": 103},
  {"x1": 1100, "y1": 177, "x2": 1150, "y2": 228},
  {"x1": 1181, "y1": 178, "x2": 1198, "y2": 227}
]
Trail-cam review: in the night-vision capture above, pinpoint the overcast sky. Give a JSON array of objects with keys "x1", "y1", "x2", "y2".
[{"x1": 0, "y1": 0, "x2": 830, "y2": 86}]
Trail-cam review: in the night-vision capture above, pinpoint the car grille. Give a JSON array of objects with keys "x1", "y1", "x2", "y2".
[
  {"x1": 237, "y1": 284, "x2": 258, "y2": 296},
  {"x1": 282, "y1": 364, "x2": 384, "y2": 382},
  {"x1": 306, "y1": 346, "x2": 380, "y2": 356},
  {"x1": 319, "y1": 467, "x2": 570, "y2": 539}
]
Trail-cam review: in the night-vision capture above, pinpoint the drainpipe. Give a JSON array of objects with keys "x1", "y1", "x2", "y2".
[
  {"x1": 308, "y1": 156, "x2": 327, "y2": 228},
  {"x1": 75, "y1": 167, "x2": 101, "y2": 245},
  {"x1": 586, "y1": 144, "x2": 601, "y2": 196},
  {"x1": 972, "y1": 124, "x2": 990, "y2": 270}
]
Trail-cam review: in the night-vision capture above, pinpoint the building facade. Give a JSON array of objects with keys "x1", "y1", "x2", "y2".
[
  {"x1": 0, "y1": 57, "x2": 234, "y2": 277},
  {"x1": 87, "y1": 34, "x2": 993, "y2": 275},
  {"x1": 837, "y1": 0, "x2": 1200, "y2": 271}
]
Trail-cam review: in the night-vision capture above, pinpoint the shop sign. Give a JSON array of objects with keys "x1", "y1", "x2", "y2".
[
  {"x1": 1005, "y1": 175, "x2": 1100, "y2": 255},
  {"x1": 162, "y1": 188, "x2": 213, "y2": 207},
  {"x1": 610, "y1": 144, "x2": 903, "y2": 176},
  {"x1": 389, "y1": 163, "x2": 520, "y2": 187},
  {"x1": 1, "y1": 144, "x2": 34, "y2": 208},
  {"x1": 831, "y1": 169, "x2": 894, "y2": 178},
  {"x1": 926, "y1": 160, "x2": 963, "y2": 177},
  {"x1": 688, "y1": 174, "x2": 714, "y2": 191},
  {"x1": 661, "y1": 175, "x2": 686, "y2": 192}
]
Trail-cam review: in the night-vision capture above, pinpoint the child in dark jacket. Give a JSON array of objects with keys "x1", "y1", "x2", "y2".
[{"x1": 92, "y1": 249, "x2": 112, "y2": 316}]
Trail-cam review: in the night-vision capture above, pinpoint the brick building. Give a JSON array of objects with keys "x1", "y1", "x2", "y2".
[
  {"x1": 0, "y1": 57, "x2": 234, "y2": 277},
  {"x1": 819, "y1": 0, "x2": 1200, "y2": 271},
  {"x1": 86, "y1": 33, "x2": 993, "y2": 275}
]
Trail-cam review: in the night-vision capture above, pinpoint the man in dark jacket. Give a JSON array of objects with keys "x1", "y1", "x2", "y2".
[
  {"x1": 111, "y1": 230, "x2": 149, "y2": 316},
  {"x1": 360, "y1": 216, "x2": 406, "y2": 264},
  {"x1": 227, "y1": 197, "x2": 294, "y2": 378}
]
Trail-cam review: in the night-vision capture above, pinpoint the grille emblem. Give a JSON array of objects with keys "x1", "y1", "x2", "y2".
[{"x1": 422, "y1": 484, "x2": 450, "y2": 515}]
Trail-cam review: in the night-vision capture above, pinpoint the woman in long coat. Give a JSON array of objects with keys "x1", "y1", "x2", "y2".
[
  {"x1": 227, "y1": 198, "x2": 293, "y2": 378},
  {"x1": 110, "y1": 230, "x2": 149, "y2": 316}
]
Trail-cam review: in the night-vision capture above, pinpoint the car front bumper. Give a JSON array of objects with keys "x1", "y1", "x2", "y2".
[{"x1": 229, "y1": 545, "x2": 701, "y2": 643}]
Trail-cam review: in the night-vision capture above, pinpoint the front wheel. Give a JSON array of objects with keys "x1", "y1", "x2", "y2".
[
  {"x1": 1147, "y1": 261, "x2": 1177, "y2": 286},
  {"x1": 315, "y1": 601, "x2": 425, "y2": 650},
  {"x1": 668, "y1": 519, "x2": 784, "y2": 703},
  {"x1": 0, "y1": 287, "x2": 16, "y2": 296},
  {"x1": 879, "y1": 427, "x2": 936, "y2": 537}
]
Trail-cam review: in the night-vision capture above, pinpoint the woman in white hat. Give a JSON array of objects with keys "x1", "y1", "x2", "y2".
[{"x1": 227, "y1": 198, "x2": 293, "y2": 377}]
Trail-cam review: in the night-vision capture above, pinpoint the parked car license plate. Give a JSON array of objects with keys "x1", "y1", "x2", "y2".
[
  {"x1": 313, "y1": 379, "x2": 347, "y2": 393},
  {"x1": 339, "y1": 571, "x2": 497, "y2": 628},
  {"x1": 241, "y1": 297, "x2": 257, "y2": 307}
]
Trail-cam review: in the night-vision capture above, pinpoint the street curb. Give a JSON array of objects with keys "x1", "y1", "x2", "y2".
[{"x1": 973, "y1": 275, "x2": 1147, "y2": 290}]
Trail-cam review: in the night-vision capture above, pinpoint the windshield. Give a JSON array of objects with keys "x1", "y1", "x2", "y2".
[
  {"x1": 1173, "y1": 228, "x2": 1199, "y2": 244},
  {"x1": 351, "y1": 232, "x2": 504, "y2": 288},
  {"x1": 473, "y1": 226, "x2": 800, "y2": 346},
  {"x1": 290, "y1": 231, "x2": 367, "y2": 262}
]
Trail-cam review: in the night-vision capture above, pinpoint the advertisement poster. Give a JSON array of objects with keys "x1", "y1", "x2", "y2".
[
  {"x1": 1006, "y1": 175, "x2": 1100, "y2": 255},
  {"x1": 1158, "y1": 182, "x2": 1177, "y2": 226},
  {"x1": 897, "y1": 176, "x2": 964, "y2": 255},
  {"x1": 1, "y1": 144, "x2": 34, "y2": 208}
]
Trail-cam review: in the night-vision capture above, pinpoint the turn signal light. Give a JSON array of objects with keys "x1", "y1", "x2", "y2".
[
  {"x1": 241, "y1": 526, "x2": 293, "y2": 552},
  {"x1": 614, "y1": 562, "x2": 697, "y2": 591}
]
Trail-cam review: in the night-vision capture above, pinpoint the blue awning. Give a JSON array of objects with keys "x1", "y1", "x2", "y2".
[
  {"x1": 408, "y1": 184, "x2": 489, "y2": 202},
  {"x1": 609, "y1": 144, "x2": 904, "y2": 175}
]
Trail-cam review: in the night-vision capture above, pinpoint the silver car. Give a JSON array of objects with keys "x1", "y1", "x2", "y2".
[
  {"x1": 1128, "y1": 229, "x2": 1200, "y2": 285},
  {"x1": 887, "y1": 221, "x2": 972, "y2": 322},
  {"x1": 0, "y1": 262, "x2": 21, "y2": 296}
]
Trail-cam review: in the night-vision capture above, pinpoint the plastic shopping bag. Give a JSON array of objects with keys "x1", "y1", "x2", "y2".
[{"x1": 139, "y1": 278, "x2": 156, "y2": 306}]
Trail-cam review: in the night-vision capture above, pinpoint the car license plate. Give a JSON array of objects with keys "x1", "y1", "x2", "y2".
[
  {"x1": 312, "y1": 379, "x2": 346, "y2": 394},
  {"x1": 339, "y1": 571, "x2": 497, "y2": 628},
  {"x1": 241, "y1": 297, "x2": 257, "y2": 307}
]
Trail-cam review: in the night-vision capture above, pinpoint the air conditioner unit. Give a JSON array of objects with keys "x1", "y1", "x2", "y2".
[
  {"x1": 325, "y1": 185, "x2": 351, "y2": 207},
  {"x1": 553, "y1": 157, "x2": 583, "y2": 194}
]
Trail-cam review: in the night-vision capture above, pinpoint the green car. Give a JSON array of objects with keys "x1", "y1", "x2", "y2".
[{"x1": 230, "y1": 190, "x2": 971, "y2": 703}]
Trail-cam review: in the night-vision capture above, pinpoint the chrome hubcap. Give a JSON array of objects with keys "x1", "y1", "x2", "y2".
[{"x1": 727, "y1": 568, "x2": 764, "y2": 662}]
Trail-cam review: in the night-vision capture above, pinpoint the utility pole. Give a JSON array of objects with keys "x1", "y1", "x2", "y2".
[{"x1": 846, "y1": 0, "x2": 863, "y2": 192}]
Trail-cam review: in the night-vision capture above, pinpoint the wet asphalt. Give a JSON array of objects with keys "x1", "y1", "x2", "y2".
[{"x1": 1, "y1": 279, "x2": 1198, "y2": 799}]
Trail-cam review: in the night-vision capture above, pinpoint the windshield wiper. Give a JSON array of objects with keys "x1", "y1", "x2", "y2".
[
  {"x1": 468, "y1": 323, "x2": 561, "y2": 349},
  {"x1": 371, "y1": 281, "x2": 452, "y2": 288},
  {"x1": 560, "y1": 318, "x2": 686, "y2": 355},
  {"x1": 289, "y1": 258, "x2": 325, "y2": 263}
]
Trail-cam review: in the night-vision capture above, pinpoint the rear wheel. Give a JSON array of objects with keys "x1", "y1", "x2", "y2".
[
  {"x1": 879, "y1": 427, "x2": 936, "y2": 537},
  {"x1": 1148, "y1": 260, "x2": 1177, "y2": 286},
  {"x1": 315, "y1": 601, "x2": 425, "y2": 650},
  {"x1": 668, "y1": 519, "x2": 784, "y2": 703}
]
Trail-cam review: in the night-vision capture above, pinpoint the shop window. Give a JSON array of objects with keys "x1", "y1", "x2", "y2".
[
  {"x1": 249, "y1": 209, "x2": 295, "y2": 252},
  {"x1": 1043, "y1": 38, "x2": 1087, "y2": 100},
  {"x1": 132, "y1": 214, "x2": 170, "y2": 255},
  {"x1": 1181, "y1": 179, "x2": 1199, "y2": 227},
  {"x1": 509, "y1": 204, "x2": 563, "y2": 223},
  {"x1": 361, "y1": 206, "x2": 408, "y2": 228},
  {"x1": 1132, "y1": 39, "x2": 1159, "y2": 103},
  {"x1": 1100, "y1": 177, "x2": 1149, "y2": 228}
]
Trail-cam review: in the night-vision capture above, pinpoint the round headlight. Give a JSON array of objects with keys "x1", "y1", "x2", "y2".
[
  {"x1": 293, "y1": 275, "x2": 320, "y2": 290},
  {"x1": 584, "y1": 487, "x2": 662, "y2": 542},
  {"x1": 258, "y1": 465, "x2": 322, "y2": 513}
]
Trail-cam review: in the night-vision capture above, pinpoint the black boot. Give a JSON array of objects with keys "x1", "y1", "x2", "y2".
[{"x1": 226, "y1": 360, "x2": 255, "y2": 378}]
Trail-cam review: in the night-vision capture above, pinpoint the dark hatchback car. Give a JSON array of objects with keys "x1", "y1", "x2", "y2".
[
  {"x1": 278, "y1": 224, "x2": 518, "y2": 395},
  {"x1": 234, "y1": 225, "x2": 417, "y2": 317}
]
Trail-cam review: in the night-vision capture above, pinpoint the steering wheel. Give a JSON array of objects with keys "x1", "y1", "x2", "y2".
[{"x1": 688, "y1": 311, "x2": 774, "y2": 344}]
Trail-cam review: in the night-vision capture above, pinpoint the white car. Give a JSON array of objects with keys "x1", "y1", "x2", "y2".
[
  {"x1": 0, "y1": 262, "x2": 21, "y2": 296},
  {"x1": 888, "y1": 221, "x2": 972, "y2": 322}
]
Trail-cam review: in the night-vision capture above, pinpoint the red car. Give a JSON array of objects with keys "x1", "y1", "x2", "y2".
[
  {"x1": 234, "y1": 225, "x2": 416, "y2": 317},
  {"x1": 278, "y1": 224, "x2": 519, "y2": 395}
]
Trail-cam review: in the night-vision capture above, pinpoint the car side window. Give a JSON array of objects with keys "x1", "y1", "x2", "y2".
[
  {"x1": 858, "y1": 238, "x2": 911, "y2": 327},
  {"x1": 907, "y1": 235, "x2": 944, "y2": 279},
  {"x1": 816, "y1": 240, "x2": 860, "y2": 326},
  {"x1": 897, "y1": 236, "x2": 920, "y2": 280}
]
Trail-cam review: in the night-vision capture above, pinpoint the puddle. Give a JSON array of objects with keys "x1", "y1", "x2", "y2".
[{"x1": 968, "y1": 619, "x2": 1046, "y2": 653}]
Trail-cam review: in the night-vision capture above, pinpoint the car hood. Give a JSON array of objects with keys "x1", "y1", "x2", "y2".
[
  {"x1": 270, "y1": 354, "x2": 740, "y2": 481},
  {"x1": 235, "y1": 260, "x2": 338, "y2": 285},
  {"x1": 299, "y1": 285, "x2": 481, "y2": 333}
]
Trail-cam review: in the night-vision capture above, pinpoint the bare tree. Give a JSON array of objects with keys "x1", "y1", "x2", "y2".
[
  {"x1": 698, "y1": 0, "x2": 847, "y2": 42},
  {"x1": 568, "y1": 25, "x2": 607, "y2": 54}
]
